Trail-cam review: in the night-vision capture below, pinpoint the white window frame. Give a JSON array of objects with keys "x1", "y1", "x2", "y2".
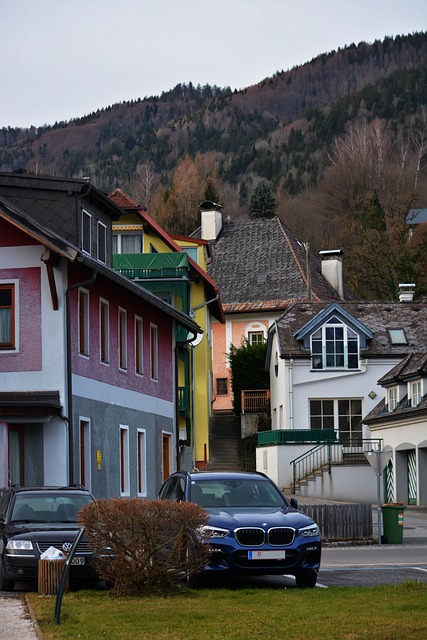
[
  {"x1": 150, "y1": 323, "x2": 158, "y2": 380},
  {"x1": 135, "y1": 315, "x2": 144, "y2": 376},
  {"x1": 410, "y1": 380, "x2": 422, "y2": 407},
  {"x1": 245, "y1": 322, "x2": 266, "y2": 345},
  {"x1": 309, "y1": 398, "x2": 363, "y2": 440},
  {"x1": 162, "y1": 431, "x2": 172, "y2": 483},
  {"x1": 137, "y1": 428, "x2": 147, "y2": 497},
  {"x1": 119, "y1": 425, "x2": 130, "y2": 496},
  {"x1": 79, "y1": 417, "x2": 92, "y2": 491},
  {"x1": 112, "y1": 231, "x2": 143, "y2": 254},
  {"x1": 311, "y1": 318, "x2": 359, "y2": 370},
  {"x1": 118, "y1": 307, "x2": 127, "y2": 370},
  {"x1": 0, "y1": 279, "x2": 19, "y2": 352},
  {"x1": 78, "y1": 288, "x2": 90, "y2": 358},
  {"x1": 82, "y1": 209, "x2": 92, "y2": 255},
  {"x1": 99, "y1": 298, "x2": 110, "y2": 365},
  {"x1": 387, "y1": 386, "x2": 398, "y2": 411},
  {"x1": 97, "y1": 221, "x2": 107, "y2": 264}
]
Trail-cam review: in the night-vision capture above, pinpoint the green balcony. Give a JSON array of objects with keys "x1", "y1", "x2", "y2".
[{"x1": 258, "y1": 429, "x2": 337, "y2": 447}]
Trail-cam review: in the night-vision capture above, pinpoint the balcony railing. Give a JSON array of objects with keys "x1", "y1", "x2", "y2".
[
  {"x1": 178, "y1": 386, "x2": 189, "y2": 416},
  {"x1": 241, "y1": 389, "x2": 270, "y2": 414}
]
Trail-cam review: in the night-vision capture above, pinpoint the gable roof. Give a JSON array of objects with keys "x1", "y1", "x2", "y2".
[
  {"x1": 204, "y1": 217, "x2": 357, "y2": 312},
  {"x1": 364, "y1": 352, "x2": 427, "y2": 425},
  {"x1": 271, "y1": 301, "x2": 427, "y2": 359},
  {"x1": 293, "y1": 301, "x2": 373, "y2": 342},
  {"x1": 377, "y1": 352, "x2": 427, "y2": 385},
  {"x1": 109, "y1": 189, "x2": 224, "y2": 323},
  {"x1": 0, "y1": 177, "x2": 201, "y2": 336},
  {"x1": 0, "y1": 171, "x2": 122, "y2": 244}
]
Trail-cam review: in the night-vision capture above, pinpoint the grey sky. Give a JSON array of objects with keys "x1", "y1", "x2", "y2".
[{"x1": 2, "y1": 0, "x2": 427, "y2": 128}]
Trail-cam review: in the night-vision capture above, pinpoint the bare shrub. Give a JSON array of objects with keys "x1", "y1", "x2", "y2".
[{"x1": 78, "y1": 498, "x2": 209, "y2": 595}]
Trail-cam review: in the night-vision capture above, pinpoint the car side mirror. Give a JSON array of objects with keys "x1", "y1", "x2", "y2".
[{"x1": 290, "y1": 497, "x2": 299, "y2": 510}]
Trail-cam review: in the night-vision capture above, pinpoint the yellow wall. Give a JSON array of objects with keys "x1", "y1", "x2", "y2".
[{"x1": 114, "y1": 215, "x2": 214, "y2": 468}]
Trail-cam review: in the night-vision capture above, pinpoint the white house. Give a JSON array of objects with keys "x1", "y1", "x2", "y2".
[
  {"x1": 364, "y1": 352, "x2": 427, "y2": 506},
  {"x1": 260, "y1": 292, "x2": 427, "y2": 503}
]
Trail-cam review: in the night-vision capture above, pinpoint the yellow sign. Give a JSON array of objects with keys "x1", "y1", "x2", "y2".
[{"x1": 96, "y1": 450, "x2": 102, "y2": 470}]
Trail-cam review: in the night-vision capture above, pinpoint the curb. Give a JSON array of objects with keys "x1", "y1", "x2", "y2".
[{"x1": 25, "y1": 595, "x2": 44, "y2": 640}]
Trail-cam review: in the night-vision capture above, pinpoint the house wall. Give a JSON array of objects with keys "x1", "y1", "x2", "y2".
[
  {"x1": 68, "y1": 264, "x2": 174, "y2": 401},
  {"x1": 0, "y1": 241, "x2": 68, "y2": 394},
  {"x1": 0, "y1": 221, "x2": 179, "y2": 496},
  {"x1": 192, "y1": 298, "x2": 213, "y2": 466},
  {"x1": 369, "y1": 416, "x2": 427, "y2": 506},
  {"x1": 256, "y1": 444, "x2": 378, "y2": 502},
  {"x1": 212, "y1": 312, "x2": 277, "y2": 412},
  {"x1": 71, "y1": 391, "x2": 174, "y2": 499},
  {"x1": 269, "y1": 350, "x2": 399, "y2": 432}
]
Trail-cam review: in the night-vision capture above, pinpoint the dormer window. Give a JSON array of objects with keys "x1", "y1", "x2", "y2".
[
  {"x1": 387, "y1": 386, "x2": 398, "y2": 411},
  {"x1": 410, "y1": 380, "x2": 422, "y2": 407},
  {"x1": 311, "y1": 316, "x2": 359, "y2": 370}
]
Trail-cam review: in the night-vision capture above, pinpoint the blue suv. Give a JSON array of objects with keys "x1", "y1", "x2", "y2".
[{"x1": 159, "y1": 471, "x2": 321, "y2": 588}]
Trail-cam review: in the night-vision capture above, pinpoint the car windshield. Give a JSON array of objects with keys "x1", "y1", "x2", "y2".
[
  {"x1": 10, "y1": 493, "x2": 92, "y2": 523},
  {"x1": 190, "y1": 479, "x2": 288, "y2": 508}
]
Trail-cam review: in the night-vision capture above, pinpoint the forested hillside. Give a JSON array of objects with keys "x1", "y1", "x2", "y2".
[{"x1": 1, "y1": 32, "x2": 427, "y2": 300}]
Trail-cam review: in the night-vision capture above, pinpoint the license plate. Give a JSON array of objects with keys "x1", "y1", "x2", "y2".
[
  {"x1": 248, "y1": 550, "x2": 286, "y2": 560},
  {"x1": 71, "y1": 557, "x2": 85, "y2": 565}
]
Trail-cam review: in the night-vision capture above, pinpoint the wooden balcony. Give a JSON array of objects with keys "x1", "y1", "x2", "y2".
[{"x1": 241, "y1": 389, "x2": 270, "y2": 414}]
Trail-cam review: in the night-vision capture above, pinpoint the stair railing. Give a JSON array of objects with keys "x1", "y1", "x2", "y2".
[{"x1": 290, "y1": 438, "x2": 383, "y2": 494}]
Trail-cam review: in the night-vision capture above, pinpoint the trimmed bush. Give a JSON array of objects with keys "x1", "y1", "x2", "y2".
[{"x1": 78, "y1": 498, "x2": 209, "y2": 595}]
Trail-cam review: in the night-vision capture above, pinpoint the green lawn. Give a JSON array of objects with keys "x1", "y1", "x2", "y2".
[{"x1": 28, "y1": 582, "x2": 427, "y2": 640}]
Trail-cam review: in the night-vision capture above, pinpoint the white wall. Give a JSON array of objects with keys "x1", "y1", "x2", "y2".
[
  {"x1": 270, "y1": 349, "x2": 401, "y2": 431},
  {"x1": 257, "y1": 444, "x2": 379, "y2": 502}
]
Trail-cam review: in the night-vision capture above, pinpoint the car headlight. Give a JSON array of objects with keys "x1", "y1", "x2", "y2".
[
  {"x1": 299, "y1": 524, "x2": 320, "y2": 537},
  {"x1": 197, "y1": 525, "x2": 230, "y2": 539},
  {"x1": 6, "y1": 540, "x2": 34, "y2": 551}
]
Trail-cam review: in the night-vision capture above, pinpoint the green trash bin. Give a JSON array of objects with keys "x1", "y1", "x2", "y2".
[{"x1": 381, "y1": 503, "x2": 406, "y2": 544}]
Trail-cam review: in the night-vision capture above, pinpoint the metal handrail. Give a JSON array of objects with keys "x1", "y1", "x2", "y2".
[{"x1": 290, "y1": 438, "x2": 383, "y2": 494}]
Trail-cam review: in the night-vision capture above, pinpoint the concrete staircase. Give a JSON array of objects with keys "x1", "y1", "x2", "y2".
[{"x1": 206, "y1": 412, "x2": 241, "y2": 471}]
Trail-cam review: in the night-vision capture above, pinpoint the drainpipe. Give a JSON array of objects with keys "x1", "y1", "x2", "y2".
[
  {"x1": 65, "y1": 268, "x2": 98, "y2": 485},
  {"x1": 288, "y1": 358, "x2": 294, "y2": 430},
  {"x1": 189, "y1": 295, "x2": 219, "y2": 318},
  {"x1": 175, "y1": 328, "x2": 200, "y2": 472}
]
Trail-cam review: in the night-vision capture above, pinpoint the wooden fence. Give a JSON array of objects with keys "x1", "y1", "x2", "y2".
[{"x1": 298, "y1": 503, "x2": 373, "y2": 541}]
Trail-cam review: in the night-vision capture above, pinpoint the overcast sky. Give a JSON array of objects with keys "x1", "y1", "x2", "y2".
[{"x1": 2, "y1": 0, "x2": 427, "y2": 128}]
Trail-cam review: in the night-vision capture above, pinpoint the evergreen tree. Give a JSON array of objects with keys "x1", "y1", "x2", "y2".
[
  {"x1": 228, "y1": 340, "x2": 269, "y2": 415},
  {"x1": 249, "y1": 181, "x2": 277, "y2": 218},
  {"x1": 204, "y1": 177, "x2": 219, "y2": 203}
]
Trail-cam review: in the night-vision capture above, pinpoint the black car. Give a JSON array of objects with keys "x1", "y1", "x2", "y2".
[
  {"x1": 159, "y1": 471, "x2": 321, "y2": 588},
  {"x1": 0, "y1": 485, "x2": 97, "y2": 591}
]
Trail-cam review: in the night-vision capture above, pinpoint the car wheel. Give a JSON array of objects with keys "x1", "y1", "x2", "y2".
[
  {"x1": 0, "y1": 560, "x2": 15, "y2": 592},
  {"x1": 295, "y1": 570, "x2": 317, "y2": 589}
]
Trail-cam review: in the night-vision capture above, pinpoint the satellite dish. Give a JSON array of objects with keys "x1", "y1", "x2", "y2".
[{"x1": 188, "y1": 332, "x2": 203, "y2": 346}]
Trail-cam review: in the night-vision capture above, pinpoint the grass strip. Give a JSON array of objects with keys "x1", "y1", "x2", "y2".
[{"x1": 28, "y1": 582, "x2": 427, "y2": 640}]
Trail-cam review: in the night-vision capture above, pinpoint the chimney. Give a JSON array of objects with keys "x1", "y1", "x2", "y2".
[
  {"x1": 398, "y1": 283, "x2": 415, "y2": 302},
  {"x1": 319, "y1": 250, "x2": 344, "y2": 298},
  {"x1": 199, "y1": 201, "x2": 223, "y2": 240}
]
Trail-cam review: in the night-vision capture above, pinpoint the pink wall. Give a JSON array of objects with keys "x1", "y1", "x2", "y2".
[
  {"x1": 212, "y1": 318, "x2": 269, "y2": 412},
  {"x1": 69, "y1": 266, "x2": 174, "y2": 401},
  {"x1": 0, "y1": 267, "x2": 42, "y2": 371},
  {"x1": 0, "y1": 218, "x2": 35, "y2": 246}
]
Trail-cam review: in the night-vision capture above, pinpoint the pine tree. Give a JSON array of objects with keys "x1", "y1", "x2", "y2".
[
  {"x1": 204, "y1": 177, "x2": 219, "y2": 203},
  {"x1": 249, "y1": 181, "x2": 277, "y2": 218}
]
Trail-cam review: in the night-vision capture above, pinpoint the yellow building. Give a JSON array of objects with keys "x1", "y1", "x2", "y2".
[{"x1": 110, "y1": 189, "x2": 224, "y2": 469}]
